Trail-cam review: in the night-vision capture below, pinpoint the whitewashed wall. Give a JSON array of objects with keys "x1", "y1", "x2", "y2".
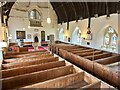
[
  {"x1": 58, "y1": 14, "x2": 119, "y2": 53},
  {"x1": 8, "y1": 3, "x2": 58, "y2": 44}
]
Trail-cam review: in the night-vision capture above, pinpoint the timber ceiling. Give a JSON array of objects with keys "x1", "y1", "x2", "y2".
[
  {"x1": 1, "y1": 1, "x2": 120, "y2": 23},
  {"x1": 50, "y1": 1, "x2": 120, "y2": 23}
]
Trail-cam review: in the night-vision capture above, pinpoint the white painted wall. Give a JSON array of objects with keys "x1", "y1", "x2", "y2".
[
  {"x1": 58, "y1": 14, "x2": 119, "y2": 53},
  {"x1": 8, "y1": 3, "x2": 58, "y2": 45}
]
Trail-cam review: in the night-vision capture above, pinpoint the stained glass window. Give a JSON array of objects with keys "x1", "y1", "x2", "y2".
[
  {"x1": 108, "y1": 27, "x2": 114, "y2": 33},
  {"x1": 111, "y1": 34, "x2": 117, "y2": 48},
  {"x1": 104, "y1": 33, "x2": 110, "y2": 46},
  {"x1": 103, "y1": 26, "x2": 117, "y2": 50}
]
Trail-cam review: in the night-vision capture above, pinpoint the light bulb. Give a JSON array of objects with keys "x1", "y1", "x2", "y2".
[
  {"x1": 28, "y1": 26, "x2": 30, "y2": 29},
  {"x1": 23, "y1": 28, "x2": 25, "y2": 30},
  {"x1": 47, "y1": 18, "x2": 51, "y2": 23}
]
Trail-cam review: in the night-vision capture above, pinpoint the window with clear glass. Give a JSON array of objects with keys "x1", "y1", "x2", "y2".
[
  {"x1": 59, "y1": 28, "x2": 64, "y2": 41},
  {"x1": 29, "y1": 9, "x2": 41, "y2": 20},
  {"x1": 72, "y1": 27, "x2": 82, "y2": 44},
  {"x1": 28, "y1": 9, "x2": 42, "y2": 27}
]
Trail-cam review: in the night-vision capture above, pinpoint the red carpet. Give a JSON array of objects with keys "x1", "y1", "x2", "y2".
[{"x1": 28, "y1": 46, "x2": 48, "y2": 51}]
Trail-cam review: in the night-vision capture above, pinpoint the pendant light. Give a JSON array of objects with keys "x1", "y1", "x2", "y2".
[
  {"x1": 86, "y1": 17, "x2": 92, "y2": 40},
  {"x1": 87, "y1": 17, "x2": 91, "y2": 34},
  {"x1": 66, "y1": 22, "x2": 69, "y2": 30},
  {"x1": 106, "y1": 2, "x2": 110, "y2": 20},
  {"x1": 47, "y1": 18, "x2": 51, "y2": 23},
  {"x1": 47, "y1": 0, "x2": 51, "y2": 24}
]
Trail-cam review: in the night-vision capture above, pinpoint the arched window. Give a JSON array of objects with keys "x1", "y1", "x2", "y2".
[
  {"x1": 29, "y1": 9, "x2": 41, "y2": 20},
  {"x1": 28, "y1": 9, "x2": 42, "y2": 27},
  {"x1": 72, "y1": 27, "x2": 82, "y2": 44},
  {"x1": 59, "y1": 28, "x2": 64, "y2": 41},
  {"x1": 103, "y1": 26, "x2": 117, "y2": 50}
]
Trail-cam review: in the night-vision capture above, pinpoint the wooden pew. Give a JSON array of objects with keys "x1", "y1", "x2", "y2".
[
  {"x1": 84, "y1": 53, "x2": 112, "y2": 60},
  {"x1": 20, "y1": 72, "x2": 100, "y2": 89},
  {"x1": 67, "y1": 48, "x2": 86, "y2": 52},
  {"x1": 5, "y1": 50, "x2": 47, "y2": 56},
  {"x1": 2, "y1": 65, "x2": 74, "y2": 89},
  {"x1": 76, "y1": 51, "x2": 103, "y2": 57},
  {"x1": 2, "y1": 57, "x2": 59, "y2": 69},
  {"x1": 106, "y1": 61, "x2": 120, "y2": 72},
  {"x1": 4, "y1": 50, "x2": 47, "y2": 58},
  {"x1": 2, "y1": 61, "x2": 65, "y2": 78},
  {"x1": 72, "y1": 49, "x2": 94, "y2": 54},
  {"x1": 49, "y1": 43, "x2": 120, "y2": 88},
  {"x1": 93, "y1": 62, "x2": 119, "y2": 88},
  {"x1": 95, "y1": 55, "x2": 120, "y2": 65},
  {"x1": 59, "y1": 49, "x2": 94, "y2": 74},
  {"x1": 4, "y1": 51, "x2": 49, "y2": 59},
  {"x1": 4, "y1": 53, "x2": 54, "y2": 64}
]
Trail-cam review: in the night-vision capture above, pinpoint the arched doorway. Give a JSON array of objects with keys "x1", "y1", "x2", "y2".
[
  {"x1": 41, "y1": 31, "x2": 45, "y2": 41},
  {"x1": 72, "y1": 27, "x2": 82, "y2": 44},
  {"x1": 59, "y1": 28, "x2": 64, "y2": 41},
  {"x1": 34, "y1": 36, "x2": 39, "y2": 42},
  {"x1": 33, "y1": 34, "x2": 39, "y2": 51}
]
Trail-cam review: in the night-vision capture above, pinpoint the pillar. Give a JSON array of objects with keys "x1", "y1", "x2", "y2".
[
  {"x1": 0, "y1": 6, "x2": 3, "y2": 65},
  {"x1": 0, "y1": 5, "x2": 2, "y2": 90},
  {"x1": 118, "y1": 14, "x2": 120, "y2": 54}
]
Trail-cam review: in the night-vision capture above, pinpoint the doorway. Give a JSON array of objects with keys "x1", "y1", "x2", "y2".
[{"x1": 41, "y1": 31, "x2": 45, "y2": 41}]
